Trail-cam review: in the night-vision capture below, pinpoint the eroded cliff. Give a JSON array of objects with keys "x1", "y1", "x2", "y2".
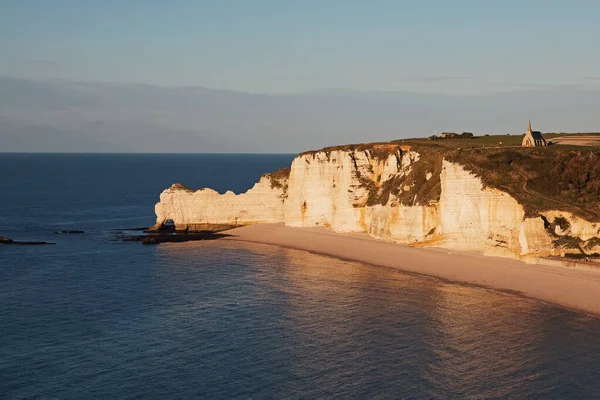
[{"x1": 152, "y1": 144, "x2": 600, "y2": 259}]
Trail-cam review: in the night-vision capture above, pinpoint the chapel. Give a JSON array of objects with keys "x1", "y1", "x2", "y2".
[{"x1": 522, "y1": 120, "x2": 546, "y2": 147}]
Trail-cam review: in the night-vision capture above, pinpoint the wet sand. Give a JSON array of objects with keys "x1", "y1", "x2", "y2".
[{"x1": 224, "y1": 223, "x2": 600, "y2": 316}]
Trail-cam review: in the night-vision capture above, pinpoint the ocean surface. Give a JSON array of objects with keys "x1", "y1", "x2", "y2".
[{"x1": 1, "y1": 153, "x2": 600, "y2": 399}]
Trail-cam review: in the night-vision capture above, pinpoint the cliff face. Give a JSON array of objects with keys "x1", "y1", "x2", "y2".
[
  {"x1": 153, "y1": 178, "x2": 287, "y2": 232},
  {"x1": 153, "y1": 145, "x2": 600, "y2": 259}
]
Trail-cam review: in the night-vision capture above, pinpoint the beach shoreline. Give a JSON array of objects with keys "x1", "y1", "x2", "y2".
[{"x1": 223, "y1": 223, "x2": 600, "y2": 317}]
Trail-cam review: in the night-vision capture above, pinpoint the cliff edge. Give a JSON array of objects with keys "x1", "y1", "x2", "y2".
[{"x1": 151, "y1": 141, "x2": 600, "y2": 260}]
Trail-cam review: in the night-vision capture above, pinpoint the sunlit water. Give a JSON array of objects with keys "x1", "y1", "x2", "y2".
[{"x1": 1, "y1": 154, "x2": 600, "y2": 398}]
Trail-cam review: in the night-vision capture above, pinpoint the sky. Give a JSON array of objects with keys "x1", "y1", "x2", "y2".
[
  {"x1": 1, "y1": 1, "x2": 600, "y2": 152},
  {"x1": 1, "y1": 0, "x2": 600, "y2": 95}
]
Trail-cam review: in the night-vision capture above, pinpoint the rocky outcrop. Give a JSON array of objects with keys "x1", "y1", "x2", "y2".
[
  {"x1": 0, "y1": 236, "x2": 55, "y2": 245},
  {"x1": 152, "y1": 173, "x2": 289, "y2": 232},
  {"x1": 152, "y1": 145, "x2": 600, "y2": 259}
]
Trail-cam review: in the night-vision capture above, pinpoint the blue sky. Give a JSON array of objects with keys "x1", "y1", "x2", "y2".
[{"x1": 1, "y1": 0, "x2": 600, "y2": 94}]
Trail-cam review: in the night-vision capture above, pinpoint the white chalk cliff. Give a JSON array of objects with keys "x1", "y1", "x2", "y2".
[{"x1": 153, "y1": 145, "x2": 600, "y2": 259}]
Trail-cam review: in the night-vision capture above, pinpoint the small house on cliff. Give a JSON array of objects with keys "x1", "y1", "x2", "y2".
[
  {"x1": 441, "y1": 132, "x2": 458, "y2": 138},
  {"x1": 522, "y1": 120, "x2": 546, "y2": 147}
]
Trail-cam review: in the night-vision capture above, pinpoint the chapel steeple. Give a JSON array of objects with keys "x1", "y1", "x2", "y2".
[{"x1": 522, "y1": 120, "x2": 547, "y2": 147}]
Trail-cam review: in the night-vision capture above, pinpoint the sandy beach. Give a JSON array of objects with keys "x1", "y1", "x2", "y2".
[{"x1": 224, "y1": 223, "x2": 600, "y2": 316}]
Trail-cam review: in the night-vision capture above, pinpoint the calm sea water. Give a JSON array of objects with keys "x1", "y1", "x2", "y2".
[{"x1": 1, "y1": 153, "x2": 600, "y2": 399}]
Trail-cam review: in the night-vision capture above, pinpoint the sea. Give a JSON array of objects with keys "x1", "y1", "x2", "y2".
[{"x1": 1, "y1": 153, "x2": 600, "y2": 399}]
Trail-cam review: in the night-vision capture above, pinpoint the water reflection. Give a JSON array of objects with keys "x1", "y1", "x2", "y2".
[
  {"x1": 422, "y1": 284, "x2": 548, "y2": 398},
  {"x1": 154, "y1": 241, "x2": 600, "y2": 398}
]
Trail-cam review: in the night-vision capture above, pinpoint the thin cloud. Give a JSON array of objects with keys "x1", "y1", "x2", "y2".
[
  {"x1": 578, "y1": 76, "x2": 600, "y2": 81},
  {"x1": 493, "y1": 81, "x2": 583, "y2": 89},
  {"x1": 397, "y1": 76, "x2": 470, "y2": 83}
]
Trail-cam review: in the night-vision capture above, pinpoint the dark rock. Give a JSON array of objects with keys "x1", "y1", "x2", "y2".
[
  {"x1": 144, "y1": 225, "x2": 176, "y2": 234},
  {"x1": 13, "y1": 241, "x2": 56, "y2": 245},
  {"x1": 121, "y1": 231, "x2": 230, "y2": 245},
  {"x1": 0, "y1": 236, "x2": 55, "y2": 245},
  {"x1": 141, "y1": 236, "x2": 160, "y2": 245},
  {"x1": 54, "y1": 230, "x2": 85, "y2": 234}
]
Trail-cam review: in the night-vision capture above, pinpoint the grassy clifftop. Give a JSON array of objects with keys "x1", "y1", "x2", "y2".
[
  {"x1": 415, "y1": 139, "x2": 600, "y2": 221},
  {"x1": 300, "y1": 135, "x2": 600, "y2": 221},
  {"x1": 448, "y1": 146, "x2": 600, "y2": 220}
]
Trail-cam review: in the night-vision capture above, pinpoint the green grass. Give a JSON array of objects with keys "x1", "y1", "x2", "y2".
[
  {"x1": 392, "y1": 132, "x2": 600, "y2": 150},
  {"x1": 392, "y1": 134, "x2": 524, "y2": 149}
]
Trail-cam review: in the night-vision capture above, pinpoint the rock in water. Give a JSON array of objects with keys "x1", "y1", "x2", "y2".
[
  {"x1": 121, "y1": 232, "x2": 230, "y2": 245},
  {"x1": 0, "y1": 236, "x2": 55, "y2": 245},
  {"x1": 0, "y1": 236, "x2": 14, "y2": 244},
  {"x1": 141, "y1": 236, "x2": 160, "y2": 245}
]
